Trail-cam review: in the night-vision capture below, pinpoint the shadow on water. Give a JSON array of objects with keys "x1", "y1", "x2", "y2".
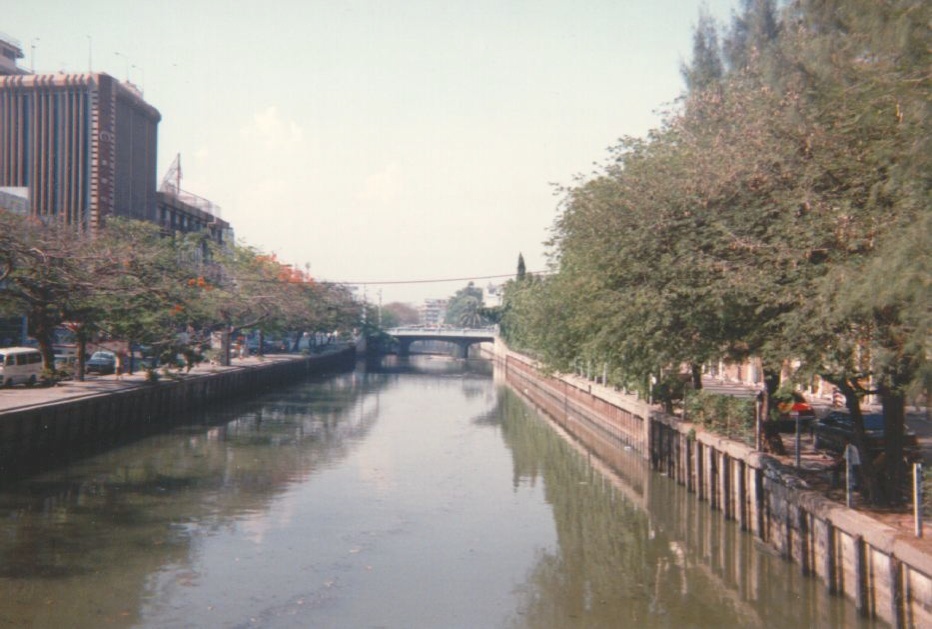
[
  {"x1": 493, "y1": 384, "x2": 883, "y2": 628},
  {"x1": 0, "y1": 363, "x2": 360, "y2": 486},
  {"x1": 0, "y1": 366, "x2": 399, "y2": 627}
]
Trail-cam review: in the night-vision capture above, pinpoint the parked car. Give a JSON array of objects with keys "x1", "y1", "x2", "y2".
[
  {"x1": 85, "y1": 351, "x2": 117, "y2": 375},
  {"x1": 814, "y1": 410, "x2": 922, "y2": 462},
  {"x1": 772, "y1": 391, "x2": 817, "y2": 433},
  {"x1": 53, "y1": 354, "x2": 79, "y2": 379},
  {"x1": 0, "y1": 346, "x2": 44, "y2": 386}
]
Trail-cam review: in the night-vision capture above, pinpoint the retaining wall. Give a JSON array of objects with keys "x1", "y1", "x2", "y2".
[
  {"x1": 0, "y1": 347, "x2": 356, "y2": 478},
  {"x1": 501, "y1": 349, "x2": 931, "y2": 627}
]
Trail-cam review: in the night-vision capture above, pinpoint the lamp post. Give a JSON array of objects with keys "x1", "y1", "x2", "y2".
[
  {"x1": 131, "y1": 64, "x2": 144, "y2": 94},
  {"x1": 30, "y1": 37, "x2": 39, "y2": 73},
  {"x1": 114, "y1": 51, "x2": 129, "y2": 81}
]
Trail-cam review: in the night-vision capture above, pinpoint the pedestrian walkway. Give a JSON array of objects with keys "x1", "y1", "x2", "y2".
[{"x1": 0, "y1": 354, "x2": 300, "y2": 415}]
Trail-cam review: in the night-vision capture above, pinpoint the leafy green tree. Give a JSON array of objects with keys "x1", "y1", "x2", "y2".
[
  {"x1": 504, "y1": 0, "x2": 928, "y2": 505},
  {"x1": 444, "y1": 282, "x2": 486, "y2": 328},
  {"x1": 381, "y1": 302, "x2": 420, "y2": 329},
  {"x1": 680, "y1": 7, "x2": 724, "y2": 92},
  {"x1": 722, "y1": 0, "x2": 780, "y2": 72}
]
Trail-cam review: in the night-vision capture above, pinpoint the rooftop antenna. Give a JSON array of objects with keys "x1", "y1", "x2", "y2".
[{"x1": 159, "y1": 153, "x2": 182, "y2": 195}]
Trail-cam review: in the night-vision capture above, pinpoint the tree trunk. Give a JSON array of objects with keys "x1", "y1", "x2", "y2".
[
  {"x1": 29, "y1": 323, "x2": 55, "y2": 380},
  {"x1": 843, "y1": 385, "x2": 883, "y2": 505},
  {"x1": 75, "y1": 336, "x2": 88, "y2": 382},
  {"x1": 220, "y1": 328, "x2": 232, "y2": 366},
  {"x1": 879, "y1": 383, "x2": 907, "y2": 505},
  {"x1": 691, "y1": 363, "x2": 703, "y2": 390}
]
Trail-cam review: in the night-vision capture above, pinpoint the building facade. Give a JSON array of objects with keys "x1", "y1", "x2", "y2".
[
  {"x1": 419, "y1": 299, "x2": 448, "y2": 327},
  {"x1": 0, "y1": 71, "x2": 160, "y2": 231}
]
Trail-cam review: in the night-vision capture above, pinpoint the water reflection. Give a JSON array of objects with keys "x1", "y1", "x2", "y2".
[{"x1": 0, "y1": 357, "x2": 878, "y2": 627}]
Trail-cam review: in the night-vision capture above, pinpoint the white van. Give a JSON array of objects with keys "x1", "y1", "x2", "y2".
[{"x1": 0, "y1": 347, "x2": 45, "y2": 386}]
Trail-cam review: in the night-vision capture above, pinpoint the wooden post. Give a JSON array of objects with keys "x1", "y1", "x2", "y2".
[
  {"x1": 853, "y1": 535, "x2": 868, "y2": 617},
  {"x1": 889, "y1": 557, "x2": 904, "y2": 627},
  {"x1": 823, "y1": 522, "x2": 837, "y2": 594},
  {"x1": 737, "y1": 460, "x2": 747, "y2": 531}
]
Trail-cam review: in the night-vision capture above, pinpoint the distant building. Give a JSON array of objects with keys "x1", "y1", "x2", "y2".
[
  {"x1": 0, "y1": 32, "x2": 27, "y2": 76},
  {"x1": 156, "y1": 154, "x2": 233, "y2": 249},
  {"x1": 483, "y1": 282, "x2": 503, "y2": 308},
  {"x1": 419, "y1": 299, "x2": 448, "y2": 327}
]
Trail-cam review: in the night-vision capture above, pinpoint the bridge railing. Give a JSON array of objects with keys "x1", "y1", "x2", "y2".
[{"x1": 386, "y1": 326, "x2": 497, "y2": 337}]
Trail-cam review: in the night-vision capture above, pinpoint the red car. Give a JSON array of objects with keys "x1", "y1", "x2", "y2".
[{"x1": 773, "y1": 392, "x2": 816, "y2": 433}]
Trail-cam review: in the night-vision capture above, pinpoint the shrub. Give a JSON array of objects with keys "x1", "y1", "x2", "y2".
[{"x1": 685, "y1": 390, "x2": 756, "y2": 445}]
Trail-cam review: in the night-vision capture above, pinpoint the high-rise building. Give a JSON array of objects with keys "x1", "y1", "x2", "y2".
[{"x1": 0, "y1": 72, "x2": 160, "y2": 231}]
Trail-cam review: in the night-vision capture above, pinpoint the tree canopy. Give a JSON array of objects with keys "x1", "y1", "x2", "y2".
[
  {"x1": 0, "y1": 212, "x2": 361, "y2": 373},
  {"x1": 502, "y1": 0, "x2": 929, "y2": 505}
]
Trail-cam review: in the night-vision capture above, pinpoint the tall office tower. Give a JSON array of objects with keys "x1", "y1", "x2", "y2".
[{"x1": 0, "y1": 35, "x2": 160, "y2": 231}]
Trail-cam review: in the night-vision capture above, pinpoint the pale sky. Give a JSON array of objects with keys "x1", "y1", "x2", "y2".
[{"x1": 6, "y1": 0, "x2": 739, "y2": 305}]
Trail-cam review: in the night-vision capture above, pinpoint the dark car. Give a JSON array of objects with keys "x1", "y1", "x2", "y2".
[
  {"x1": 85, "y1": 350, "x2": 116, "y2": 375},
  {"x1": 814, "y1": 410, "x2": 921, "y2": 462},
  {"x1": 772, "y1": 391, "x2": 817, "y2": 433}
]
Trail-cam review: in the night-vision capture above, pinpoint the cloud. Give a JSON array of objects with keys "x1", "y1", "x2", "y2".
[
  {"x1": 240, "y1": 106, "x2": 304, "y2": 150},
  {"x1": 357, "y1": 163, "x2": 403, "y2": 204}
]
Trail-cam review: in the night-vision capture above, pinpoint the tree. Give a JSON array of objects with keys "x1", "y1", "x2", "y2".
[
  {"x1": 0, "y1": 213, "x2": 126, "y2": 376},
  {"x1": 722, "y1": 0, "x2": 780, "y2": 73},
  {"x1": 681, "y1": 8, "x2": 724, "y2": 92},
  {"x1": 503, "y1": 0, "x2": 929, "y2": 506},
  {"x1": 382, "y1": 302, "x2": 420, "y2": 328},
  {"x1": 516, "y1": 253, "x2": 527, "y2": 281},
  {"x1": 444, "y1": 282, "x2": 486, "y2": 328}
]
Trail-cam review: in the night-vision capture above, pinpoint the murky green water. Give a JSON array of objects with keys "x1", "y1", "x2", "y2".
[{"x1": 0, "y1": 356, "x2": 879, "y2": 628}]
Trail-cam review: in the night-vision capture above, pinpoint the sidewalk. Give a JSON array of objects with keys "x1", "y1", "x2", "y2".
[{"x1": 0, "y1": 354, "x2": 300, "y2": 415}]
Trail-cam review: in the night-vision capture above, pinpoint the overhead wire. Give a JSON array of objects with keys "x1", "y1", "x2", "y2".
[{"x1": 324, "y1": 271, "x2": 552, "y2": 286}]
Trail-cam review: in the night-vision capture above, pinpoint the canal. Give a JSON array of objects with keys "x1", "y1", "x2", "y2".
[{"x1": 0, "y1": 355, "x2": 880, "y2": 627}]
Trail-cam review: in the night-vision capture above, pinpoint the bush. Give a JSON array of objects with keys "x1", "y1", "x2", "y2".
[
  {"x1": 685, "y1": 390, "x2": 756, "y2": 445},
  {"x1": 653, "y1": 373, "x2": 690, "y2": 413}
]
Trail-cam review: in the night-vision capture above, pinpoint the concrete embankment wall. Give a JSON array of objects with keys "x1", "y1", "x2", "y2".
[
  {"x1": 0, "y1": 347, "x2": 356, "y2": 478},
  {"x1": 500, "y1": 348, "x2": 931, "y2": 627}
]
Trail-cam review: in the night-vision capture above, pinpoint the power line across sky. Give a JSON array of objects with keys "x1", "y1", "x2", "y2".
[{"x1": 327, "y1": 271, "x2": 551, "y2": 286}]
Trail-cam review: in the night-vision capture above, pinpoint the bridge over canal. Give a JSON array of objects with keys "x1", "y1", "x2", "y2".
[{"x1": 384, "y1": 326, "x2": 496, "y2": 358}]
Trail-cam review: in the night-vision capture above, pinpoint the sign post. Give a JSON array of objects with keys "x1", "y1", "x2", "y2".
[
  {"x1": 915, "y1": 463, "x2": 924, "y2": 538},
  {"x1": 845, "y1": 444, "x2": 860, "y2": 508},
  {"x1": 793, "y1": 411, "x2": 801, "y2": 468}
]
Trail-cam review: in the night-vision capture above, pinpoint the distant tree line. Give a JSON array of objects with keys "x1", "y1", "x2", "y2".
[
  {"x1": 0, "y1": 212, "x2": 360, "y2": 377},
  {"x1": 499, "y1": 0, "x2": 929, "y2": 505}
]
